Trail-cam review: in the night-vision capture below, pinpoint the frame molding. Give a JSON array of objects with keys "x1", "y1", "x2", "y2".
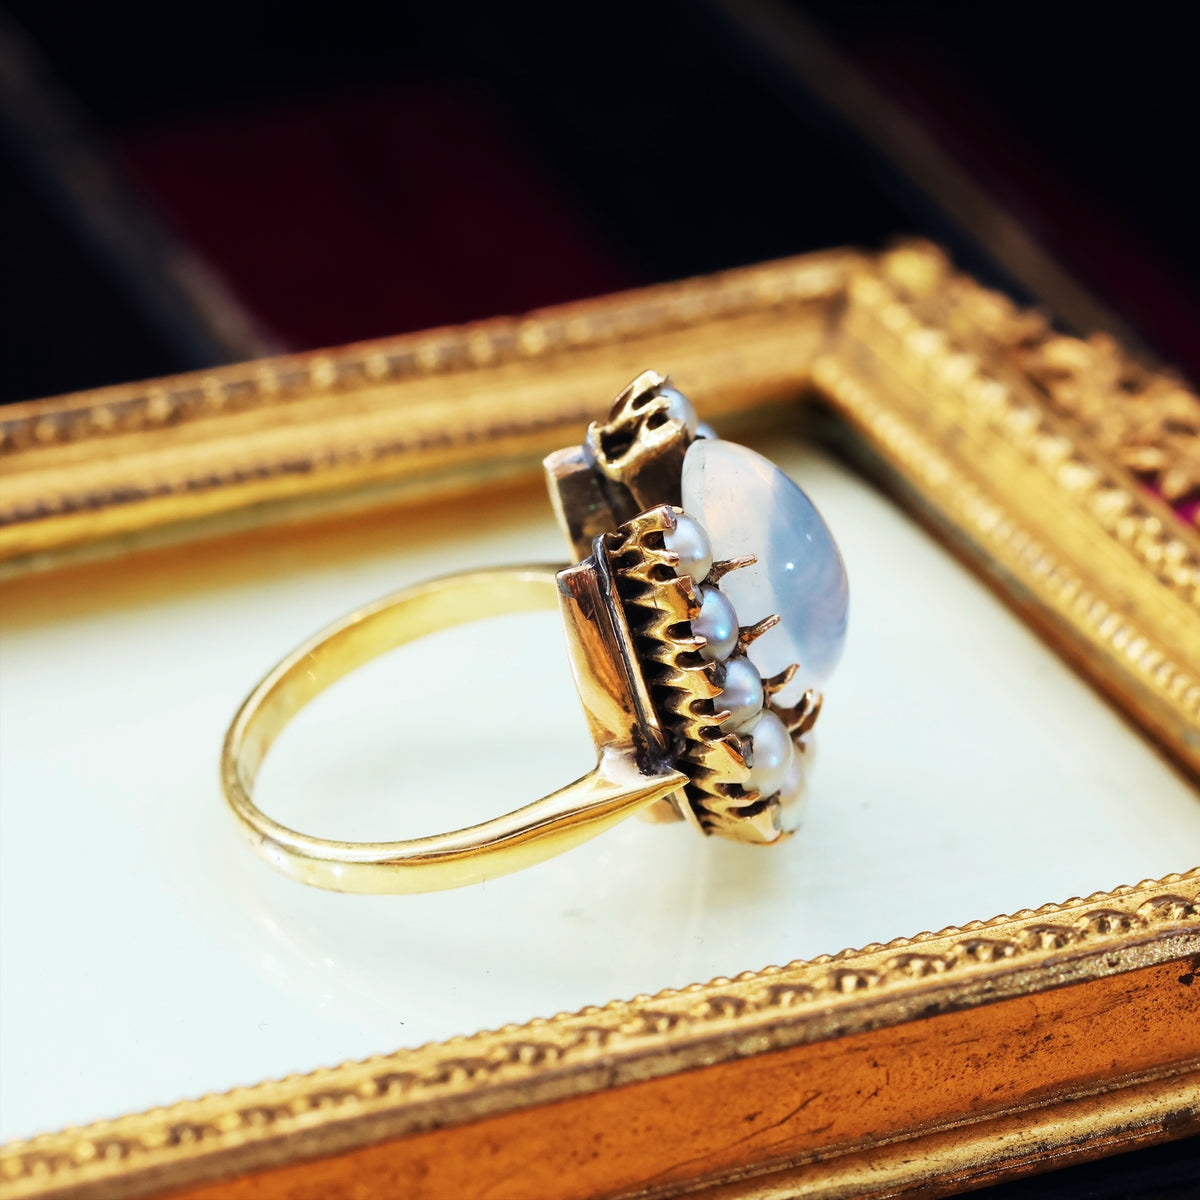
[
  {"x1": 2, "y1": 874, "x2": 1197, "y2": 1200},
  {"x1": 816, "y1": 243, "x2": 1200, "y2": 779},
  {"x1": 0, "y1": 250, "x2": 857, "y2": 567},
  {"x1": 2, "y1": 243, "x2": 1199, "y2": 1197}
]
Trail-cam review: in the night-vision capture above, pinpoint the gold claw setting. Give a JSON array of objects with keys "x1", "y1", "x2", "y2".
[
  {"x1": 551, "y1": 370, "x2": 844, "y2": 845},
  {"x1": 601, "y1": 503, "x2": 815, "y2": 844}
]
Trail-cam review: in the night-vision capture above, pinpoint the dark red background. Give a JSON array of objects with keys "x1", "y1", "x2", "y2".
[{"x1": 2, "y1": 1, "x2": 1195, "y2": 389}]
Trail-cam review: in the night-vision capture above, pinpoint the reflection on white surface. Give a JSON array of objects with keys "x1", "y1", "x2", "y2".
[{"x1": 2, "y1": 437, "x2": 1198, "y2": 1141}]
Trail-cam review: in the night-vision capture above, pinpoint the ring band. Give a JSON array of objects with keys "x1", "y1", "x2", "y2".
[
  {"x1": 222, "y1": 371, "x2": 848, "y2": 893},
  {"x1": 222, "y1": 567, "x2": 687, "y2": 894}
]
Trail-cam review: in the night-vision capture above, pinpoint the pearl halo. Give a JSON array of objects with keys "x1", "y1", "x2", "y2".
[
  {"x1": 598, "y1": 378, "x2": 836, "y2": 842},
  {"x1": 635, "y1": 385, "x2": 831, "y2": 837}
]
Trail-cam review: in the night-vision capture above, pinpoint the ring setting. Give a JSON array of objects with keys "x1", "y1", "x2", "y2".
[
  {"x1": 550, "y1": 371, "x2": 847, "y2": 845},
  {"x1": 222, "y1": 370, "x2": 848, "y2": 891}
]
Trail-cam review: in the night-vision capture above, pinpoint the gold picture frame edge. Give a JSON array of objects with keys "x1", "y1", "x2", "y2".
[
  {"x1": 3, "y1": 239, "x2": 1196, "y2": 772},
  {"x1": 2, "y1": 242, "x2": 1199, "y2": 1197},
  {"x1": 814, "y1": 243, "x2": 1200, "y2": 778},
  {"x1": 0, "y1": 248, "x2": 860, "y2": 570},
  {"x1": 695, "y1": 1070, "x2": 1200, "y2": 1200},
  {"x1": 2, "y1": 872, "x2": 1197, "y2": 1200}
]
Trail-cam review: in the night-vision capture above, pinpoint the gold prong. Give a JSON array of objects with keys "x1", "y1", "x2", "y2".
[
  {"x1": 761, "y1": 664, "x2": 798, "y2": 696},
  {"x1": 774, "y1": 689, "x2": 823, "y2": 736},
  {"x1": 705, "y1": 555, "x2": 756, "y2": 584},
  {"x1": 798, "y1": 691, "x2": 823, "y2": 735},
  {"x1": 603, "y1": 499, "x2": 790, "y2": 843},
  {"x1": 737, "y1": 613, "x2": 780, "y2": 650}
]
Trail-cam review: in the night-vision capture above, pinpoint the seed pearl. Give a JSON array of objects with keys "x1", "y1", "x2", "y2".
[
  {"x1": 695, "y1": 421, "x2": 718, "y2": 440},
  {"x1": 658, "y1": 385, "x2": 699, "y2": 436},
  {"x1": 777, "y1": 738, "x2": 814, "y2": 832},
  {"x1": 715, "y1": 656, "x2": 764, "y2": 733},
  {"x1": 663, "y1": 513, "x2": 713, "y2": 582},
  {"x1": 694, "y1": 586, "x2": 738, "y2": 661},
  {"x1": 744, "y1": 709, "x2": 794, "y2": 797}
]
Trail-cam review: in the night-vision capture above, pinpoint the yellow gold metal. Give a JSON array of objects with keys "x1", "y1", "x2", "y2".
[
  {"x1": 736, "y1": 612, "x2": 781, "y2": 650},
  {"x1": 5, "y1": 245, "x2": 1200, "y2": 1198},
  {"x1": 223, "y1": 359, "x2": 825, "y2": 888},
  {"x1": 544, "y1": 369, "x2": 702, "y2": 560},
  {"x1": 4, "y1": 872, "x2": 1197, "y2": 1200},
  {"x1": 543, "y1": 374, "x2": 822, "y2": 845},
  {"x1": 761, "y1": 663, "x2": 798, "y2": 695},
  {"x1": 221, "y1": 566, "x2": 686, "y2": 894},
  {"x1": 0, "y1": 250, "x2": 857, "y2": 575},
  {"x1": 223, "y1": 355, "x2": 821, "y2": 884},
  {"x1": 585, "y1": 369, "x2": 689, "y2": 514},
  {"x1": 777, "y1": 687, "x2": 823, "y2": 737},
  {"x1": 599, "y1": 503, "x2": 812, "y2": 843},
  {"x1": 704, "y1": 554, "x2": 757, "y2": 584}
]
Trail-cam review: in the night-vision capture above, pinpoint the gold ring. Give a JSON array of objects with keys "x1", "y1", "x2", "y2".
[{"x1": 221, "y1": 371, "x2": 848, "y2": 893}]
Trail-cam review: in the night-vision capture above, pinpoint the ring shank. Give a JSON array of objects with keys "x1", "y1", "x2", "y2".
[{"x1": 221, "y1": 566, "x2": 686, "y2": 894}]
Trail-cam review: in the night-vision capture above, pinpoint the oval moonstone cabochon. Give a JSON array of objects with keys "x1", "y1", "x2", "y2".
[{"x1": 680, "y1": 439, "x2": 848, "y2": 706}]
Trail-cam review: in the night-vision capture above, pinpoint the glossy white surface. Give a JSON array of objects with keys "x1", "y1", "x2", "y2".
[{"x1": 2, "y1": 437, "x2": 1199, "y2": 1142}]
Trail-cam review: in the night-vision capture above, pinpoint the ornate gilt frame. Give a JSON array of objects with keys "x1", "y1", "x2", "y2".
[{"x1": 2, "y1": 243, "x2": 1198, "y2": 1198}]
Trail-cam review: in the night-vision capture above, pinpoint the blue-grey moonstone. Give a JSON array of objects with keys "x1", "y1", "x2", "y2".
[{"x1": 681, "y1": 439, "x2": 848, "y2": 703}]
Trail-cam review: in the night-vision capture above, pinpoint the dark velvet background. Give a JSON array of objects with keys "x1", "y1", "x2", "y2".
[{"x1": 2, "y1": 0, "x2": 1196, "y2": 405}]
